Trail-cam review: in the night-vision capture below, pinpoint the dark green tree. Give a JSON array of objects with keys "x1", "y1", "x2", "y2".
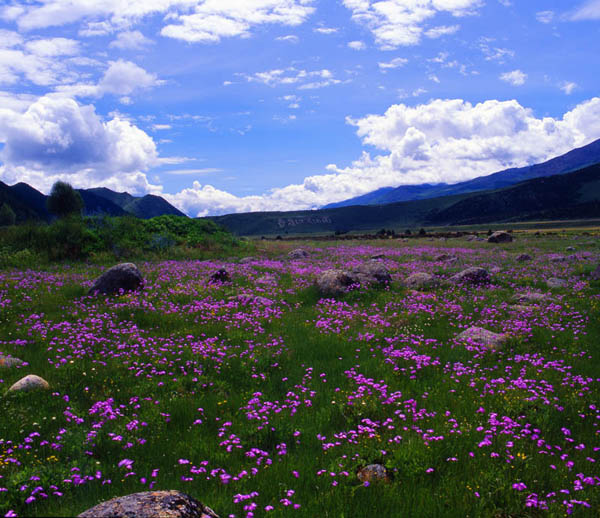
[
  {"x1": 0, "y1": 202, "x2": 16, "y2": 226},
  {"x1": 46, "y1": 181, "x2": 84, "y2": 218}
]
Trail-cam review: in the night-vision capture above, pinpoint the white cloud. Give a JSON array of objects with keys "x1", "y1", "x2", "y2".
[
  {"x1": 342, "y1": 0, "x2": 481, "y2": 49},
  {"x1": 424, "y1": 25, "x2": 460, "y2": 38},
  {"x1": 314, "y1": 27, "x2": 338, "y2": 34},
  {"x1": 276, "y1": 35, "x2": 299, "y2": 43},
  {"x1": 348, "y1": 40, "x2": 366, "y2": 50},
  {"x1": 560, "y1": 81, "x2": 578, "y2": 95},
  {"x1": 164, "y1": 168, "x2": 223, "y2": 175},
  {"x1": 378, "y1": 57, "x2": 408, "y2": 71},
  {"x1": 569, "y1": 0, "x2": 600, "y2": 20},
  {"x1": 24, "y1": 37, "x2": 80, "y2": 57},
  {"x1": 164, "y1": 97, "x2": 600, "y2": 216},
  {"x1": 536, "y1": 10, "x2": 555, "y2": 24},
  {"x1": 242, "y1": 67, "x2": 342, "y2": 89},
  {"x1": 500, "y1": 69, "x2": 527, "y2": 86},
  {"x1": 0, "y1": 95, "x2": 160, "y2": 194},
  {"x1": 110, "y1": 31, "x2": 153, "y2": 50}
]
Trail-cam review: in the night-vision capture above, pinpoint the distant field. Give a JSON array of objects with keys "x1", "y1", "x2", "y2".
[{"x1": 0, "y1": 234, "x2": 599, "y2": 517}]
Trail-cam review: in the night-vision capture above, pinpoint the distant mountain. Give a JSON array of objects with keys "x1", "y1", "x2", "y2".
[
  {"x1": 207, "y1": 163, "x2": 600, "y2": 236},
  {"x1": 0, "y1": 183, "x2": 187, "y2": 222},
  {"x1": 324, "y1": 138, "x2": 600, "y2": 208}
]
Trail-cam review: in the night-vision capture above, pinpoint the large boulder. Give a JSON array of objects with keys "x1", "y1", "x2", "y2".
[
  {"x1": 316, "y1": 269, "x2": 360, "y2": 297},
  {"x1": 78, "y1": 491, "x2": 219, "y2": 518},
  {"x1": 288, "y1": 249, "x2": 309, "y2": 260},
  {"x1": 488, "y1": 231, "x2": 513, "y2": 244},
  {"x1": 8, "y1": 375, "x2": 49, "y2": 393},
  {"x1": 457, "y1": 326, "x2": 508, "y2": 350},
  {"x1": 89, "y1": 263, "x2": 143, "y2": 296},
  {"x1": 404, "y1": 272, "x2": 438, "y2": 289},
  {"x1": 449, "y1": 267, "x2": 490, "y2": 285},
  {"x1": 354, "y1": 261, "x2": 392, "y2": 285},
  {"x1": 0, "y1": 353, "x2": 24, "y2": 368}
]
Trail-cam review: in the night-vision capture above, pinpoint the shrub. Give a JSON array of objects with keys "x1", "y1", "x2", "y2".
[{"x1": 46, "y1": 181, "x2": 84, "y2": 219}]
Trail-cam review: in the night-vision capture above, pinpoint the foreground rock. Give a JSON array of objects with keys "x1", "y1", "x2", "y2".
[
  {"x1": 357, "y1": 464, "x2": 390, "y2": 484},
  {"x1": 516, "y1": 253, "x2": 532, "y2": 262},
  {"x1": 547, "y1": 277, "x2": 568, "y2": 289},
  {"x1": 354, "y1": 261, "x2": 392, "y2": 284},
  {"x1": 488, "y1": 231, "x2": 513, "y2": 243},
  {"x1": 89, "y1": 263, "x2": 143, "y2": 296},
  {"x1": 8, "y1": 375, "x2": 49, "y2": 393},
  {"x1": 0, "y1": 353, "x2": 24, "y2": 368},
  {"x1": 316, "y1": 269, "x2": 360, "y2": 297},
  {"x1": 209, "y1": 269, "x2": 230, "y2": 283},
  {"x1": 404, "y1": 272, "x2": 438, "y2": 289},
  {"x1": 78, "y1": 491, "x2": 219, "y2": 518},
  {"x1": 288, "y1": 249, "x2": 309, "y2": 260},
  {"x1": 457, "y1": 326, "x2": 508, "y2": 350},
  {"x1": 449, "y1": 267, "x2": 490, "y2": 285}
]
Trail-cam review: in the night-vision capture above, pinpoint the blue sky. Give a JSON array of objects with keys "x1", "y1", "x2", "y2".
[{"x1": 0, "y1": 0, "x2": 599, "y2": 216}]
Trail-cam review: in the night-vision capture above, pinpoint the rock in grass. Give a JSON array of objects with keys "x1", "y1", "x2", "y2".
[
  {"x1": 316, "y1": 269, "x2": 360, "y2": 297},
  {"x1": 457, "y1": 326, "x2": 508, "y2": 350},
  {"x1": 89, "y1": 263, "x2": 143, "y2": 296},
  {"x1": 239, "y1": 257, "x2": 256, "y2": 264},
  {"x1": 357, "y1": 464, "x2": 390, "y2": 484},
  {"x1": 78, "y1": 491, "x2": 219, "y2": 518},
  {"x1": 516, "y1": 253, "x2": 532, "y2": 262},
  {"x1": 435, "y1": 253, "x2": 458, "y2": 263},
  {"x1": 488, "y1": 231, "x2": 513, "y2": 243},
  {"x1": 547, "y1": 278, "x2": 568, "y2": 289},
  {"x1": 566, "y1": 246, "x2": 576, "y2": 252},
  {"x1": 0, "y1": 353, "x2": 24, "y2": 368},
  {"x1": 449, "y1": 267, "x2": 489, "y2": 285},
  {"x1": 209, "y1": 269, "x2": 230, "y2": 283},
  {"x1": 404, "y1": 272, "x2": 438, "y2": 289},
  {"x1": 288, "y1": 249, "x2": 309, "y2": 260},
  {"x1": 8, "y1": 375, "x2": 49, "y2": 393},
  {"x1": 354, "y1": 261, "x2": 392, "y2": 285},
  {"x1": 511, "y1": 292, "x2": 551, "y2": 304}
]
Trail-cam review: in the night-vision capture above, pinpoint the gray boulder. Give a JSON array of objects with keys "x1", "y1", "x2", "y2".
[
  {"x1": 516, "y1": 253, "x2": 532, "y2": 262},
  {"x1": 316, "y1": 269, "x2": 360, "y2": 297},
  {"x1": 547, "y1": 277, "x2": 568, "y2": 289},
  {"x1": 404, "y1": 272, "x2": 438, "y2": 289},
  {"x1": 78, "y1": 491, "x2": 219, "y2": 518},
  {"x1": 457, "y1": 326, "x2": 508, "y2": 350},
  {"x1": 511, "y1": 292, "x2": 551, "y2": 304},
  {"x1": 449, "y1": 267, "x2": 490, "y2": 285},
  {"x1": 8, "y1": 375, "x2": 49, "y2": 393},
  {"x1": 354, "y1": 261, "x2": 392, "y2": 285},
  {"x1": 89, "y1": 263, "x2": 143, "y2": 296},
  {"x1": 0, "y1": 353, "x2": 24, "y2": 368},
  {"x1": 288, "y1": 249, "x2": 309, "y2": 260},
  {"x1": 488, "y1": 231, "x2": 513, "y2": 243}
]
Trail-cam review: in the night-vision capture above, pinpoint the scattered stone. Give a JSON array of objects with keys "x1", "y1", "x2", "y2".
[
  {"x1": 566, "y1": 246, "x2": 576, "y2": 252},
  {"x1": 354, "y1": 261, "x2": 392, "y2": 285},
  {"x1": 547, "y1": 277, "x2": 568, "y2": 289},
  {"x1": 488, "y1": 231, "x2": 513, "y2": 244},
  {"x1": 457, "y1": 326, "x2": 508, "y2": 350},
  {"x1": 435, "y1": 253, "x2": 458, "y2": 262},
  {"x1": 78, "y1": 491, "x2": 219, "y2": 518},
  {"x1": 370, "y1": 253, "x2": 385, "y2": 260},
  {"x1": 89, "y1": 263, "x2": 143, "y2": 296},
  {"x1": 511, "y1": 292, "x2": 551, "y2": 304},
  {"x1": 0, "y1": 353, "x2": 24, "y2": 368},
  {"x1": 209, "y1": 269, "x2": 230, "y2": 283},
  {"x1": 228, "y1": 294, "x2": 273, "y2": 306},
  {"x1": 288, "y1": 249, "x2": 309, "y2": 260},
  {"x1": 239, "y1": 257, "x2": 256, "y2": 264},
  {"x1": 516, "y1": 253, "x2": 532, "y2": 262},
  {"x1": 8, "y1": 375, "x2": 49, "y2": 393},
  {"x1": 316, "y1": 269, "x2": 360, "y2": 297},
  {"x1": 404, "y1": 272, "x2": 438, "y2": 289},
  {"x1": 356, "y1": 464, "x2": 390, "y2": 484},
  {"x1": 510, "y1": 305, "x2": 537, "y2": 312},
  {"x1": 449, "y1": 267, "x2": 490, "y2": 285}
]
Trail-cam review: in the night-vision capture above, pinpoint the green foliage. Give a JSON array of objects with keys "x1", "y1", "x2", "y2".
[
  {"x1": 0, "y1": 203, "x2": 16, "y2": 226},
  {"x1": 46, "y1": 181, "x2": 84, "y2": 219}
]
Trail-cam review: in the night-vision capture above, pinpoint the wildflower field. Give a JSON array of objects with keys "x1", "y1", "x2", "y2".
[{"x1": 0, "y1": 234, "x2": 599, "y2": 517}]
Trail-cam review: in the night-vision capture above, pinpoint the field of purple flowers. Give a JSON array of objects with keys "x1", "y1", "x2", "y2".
[{"x1": 0, "y1": 235, "x2": 599, "y2": 517}]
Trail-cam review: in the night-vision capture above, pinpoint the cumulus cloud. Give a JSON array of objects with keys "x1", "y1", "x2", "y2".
[
  {"x1": 0, "y1": 95, "x2": 160, "y2": 194},
  {"x1": 500, "y1": 69, "x2": 527, "y2": 86},
  {"x1": 348, "y1": 40, "x2": 366, "y2": 50},
  {"x1": 342, "y1": 0, "x2": 481, "y2": 49},
  {"x1": 378, "y1": 57, "x2": 408, "y2": 71},
  {"x1": 560, "y1": 81, "x2": 578, "y2": 95},
  {"x1": 241, "y1": 67, "x2": 342, "y2": 89},
  {"x1": 109, "y1": 31, "x2": 153, "y2": 50},
  {"x1": 163, "y1": 97, "x2": 600, "y2": 216}
]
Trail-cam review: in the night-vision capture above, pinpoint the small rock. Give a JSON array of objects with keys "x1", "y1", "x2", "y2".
[
  {"x1": 488, "y1": 231, "x2": 513, "y2": 244},
  {"x1": 209, "y1": 269, "x2": 230, "y2": 283},
  {"x1": 316, "y1": 269, "x2": 360, "y2": 297},
  {"x1": 547, "y1": 277, "x2": 568, "y2": 289},
  {"x1": 0, "y1": 353, "x2": 24, "y2": 368},
  {"x1": 8, "y1": 375, "x2": 49, "y2": 393},
  {"x1": 449, "y1": 267, "x2": 490, "y2": 285},
  {"x1": 370, "y1": 253, "x2": 385, "y2": 260},
  {"x1": 357, "y1": 464, "x2": 390, "y2": 484},
  {"x1": 566, "y1": 246, "x2": 576, "y2": 252},
  {"x1": 516, "y1": 253, "x2": 532, "y2": 262},
  {"x1": 239, "y1": 257, "x2": 256, "y2": 264},
  {"x1": 288, "y1": 249, "x2": 309, "y2": 260},
  {"x1": 78, "y1": 491, "x2": 219, "y2": 518},
  {"x1": 89, "y1": 263, "x2": 143, "y2": 296},
  {"x1": 511, "y1": 292, "x2": 551, "y2": 304},
  {"x1": 457, "y1": 326, "x2": 508, "y2": 350},
  {"x1": 404, "y1": 272, "x2": 438, "y2": 289},
  {"x1": 435, "y1": 254, "x2": 458, "y2": 263},
  {"x1": 510, "y1": 305, "x2": 537, "y2": 312}
]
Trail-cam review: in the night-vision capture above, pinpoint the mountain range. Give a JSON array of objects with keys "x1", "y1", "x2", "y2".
[
  {"x1": 323, "y1": 138, "x2": 600, "y2": 208},
  {"x1": 0, "y1": 183, "x2": 185, "y2": 222}
]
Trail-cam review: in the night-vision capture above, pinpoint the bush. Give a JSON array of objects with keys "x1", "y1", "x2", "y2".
[{"x1": 46, "y1": 181, "x2": 84, "y2": 219}]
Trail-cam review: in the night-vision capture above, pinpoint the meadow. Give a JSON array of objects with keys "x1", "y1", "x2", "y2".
[{"x1": 0, "y1": 233, "x2": 599, "y2": 517}]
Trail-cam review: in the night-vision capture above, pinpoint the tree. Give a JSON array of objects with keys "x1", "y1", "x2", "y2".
[
  {"x1": 46, "y1": 181, "x2": 84, "y2": 218},
  {"x1": 0, "y1": 202, "x2": 16, "y2": 226}
]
